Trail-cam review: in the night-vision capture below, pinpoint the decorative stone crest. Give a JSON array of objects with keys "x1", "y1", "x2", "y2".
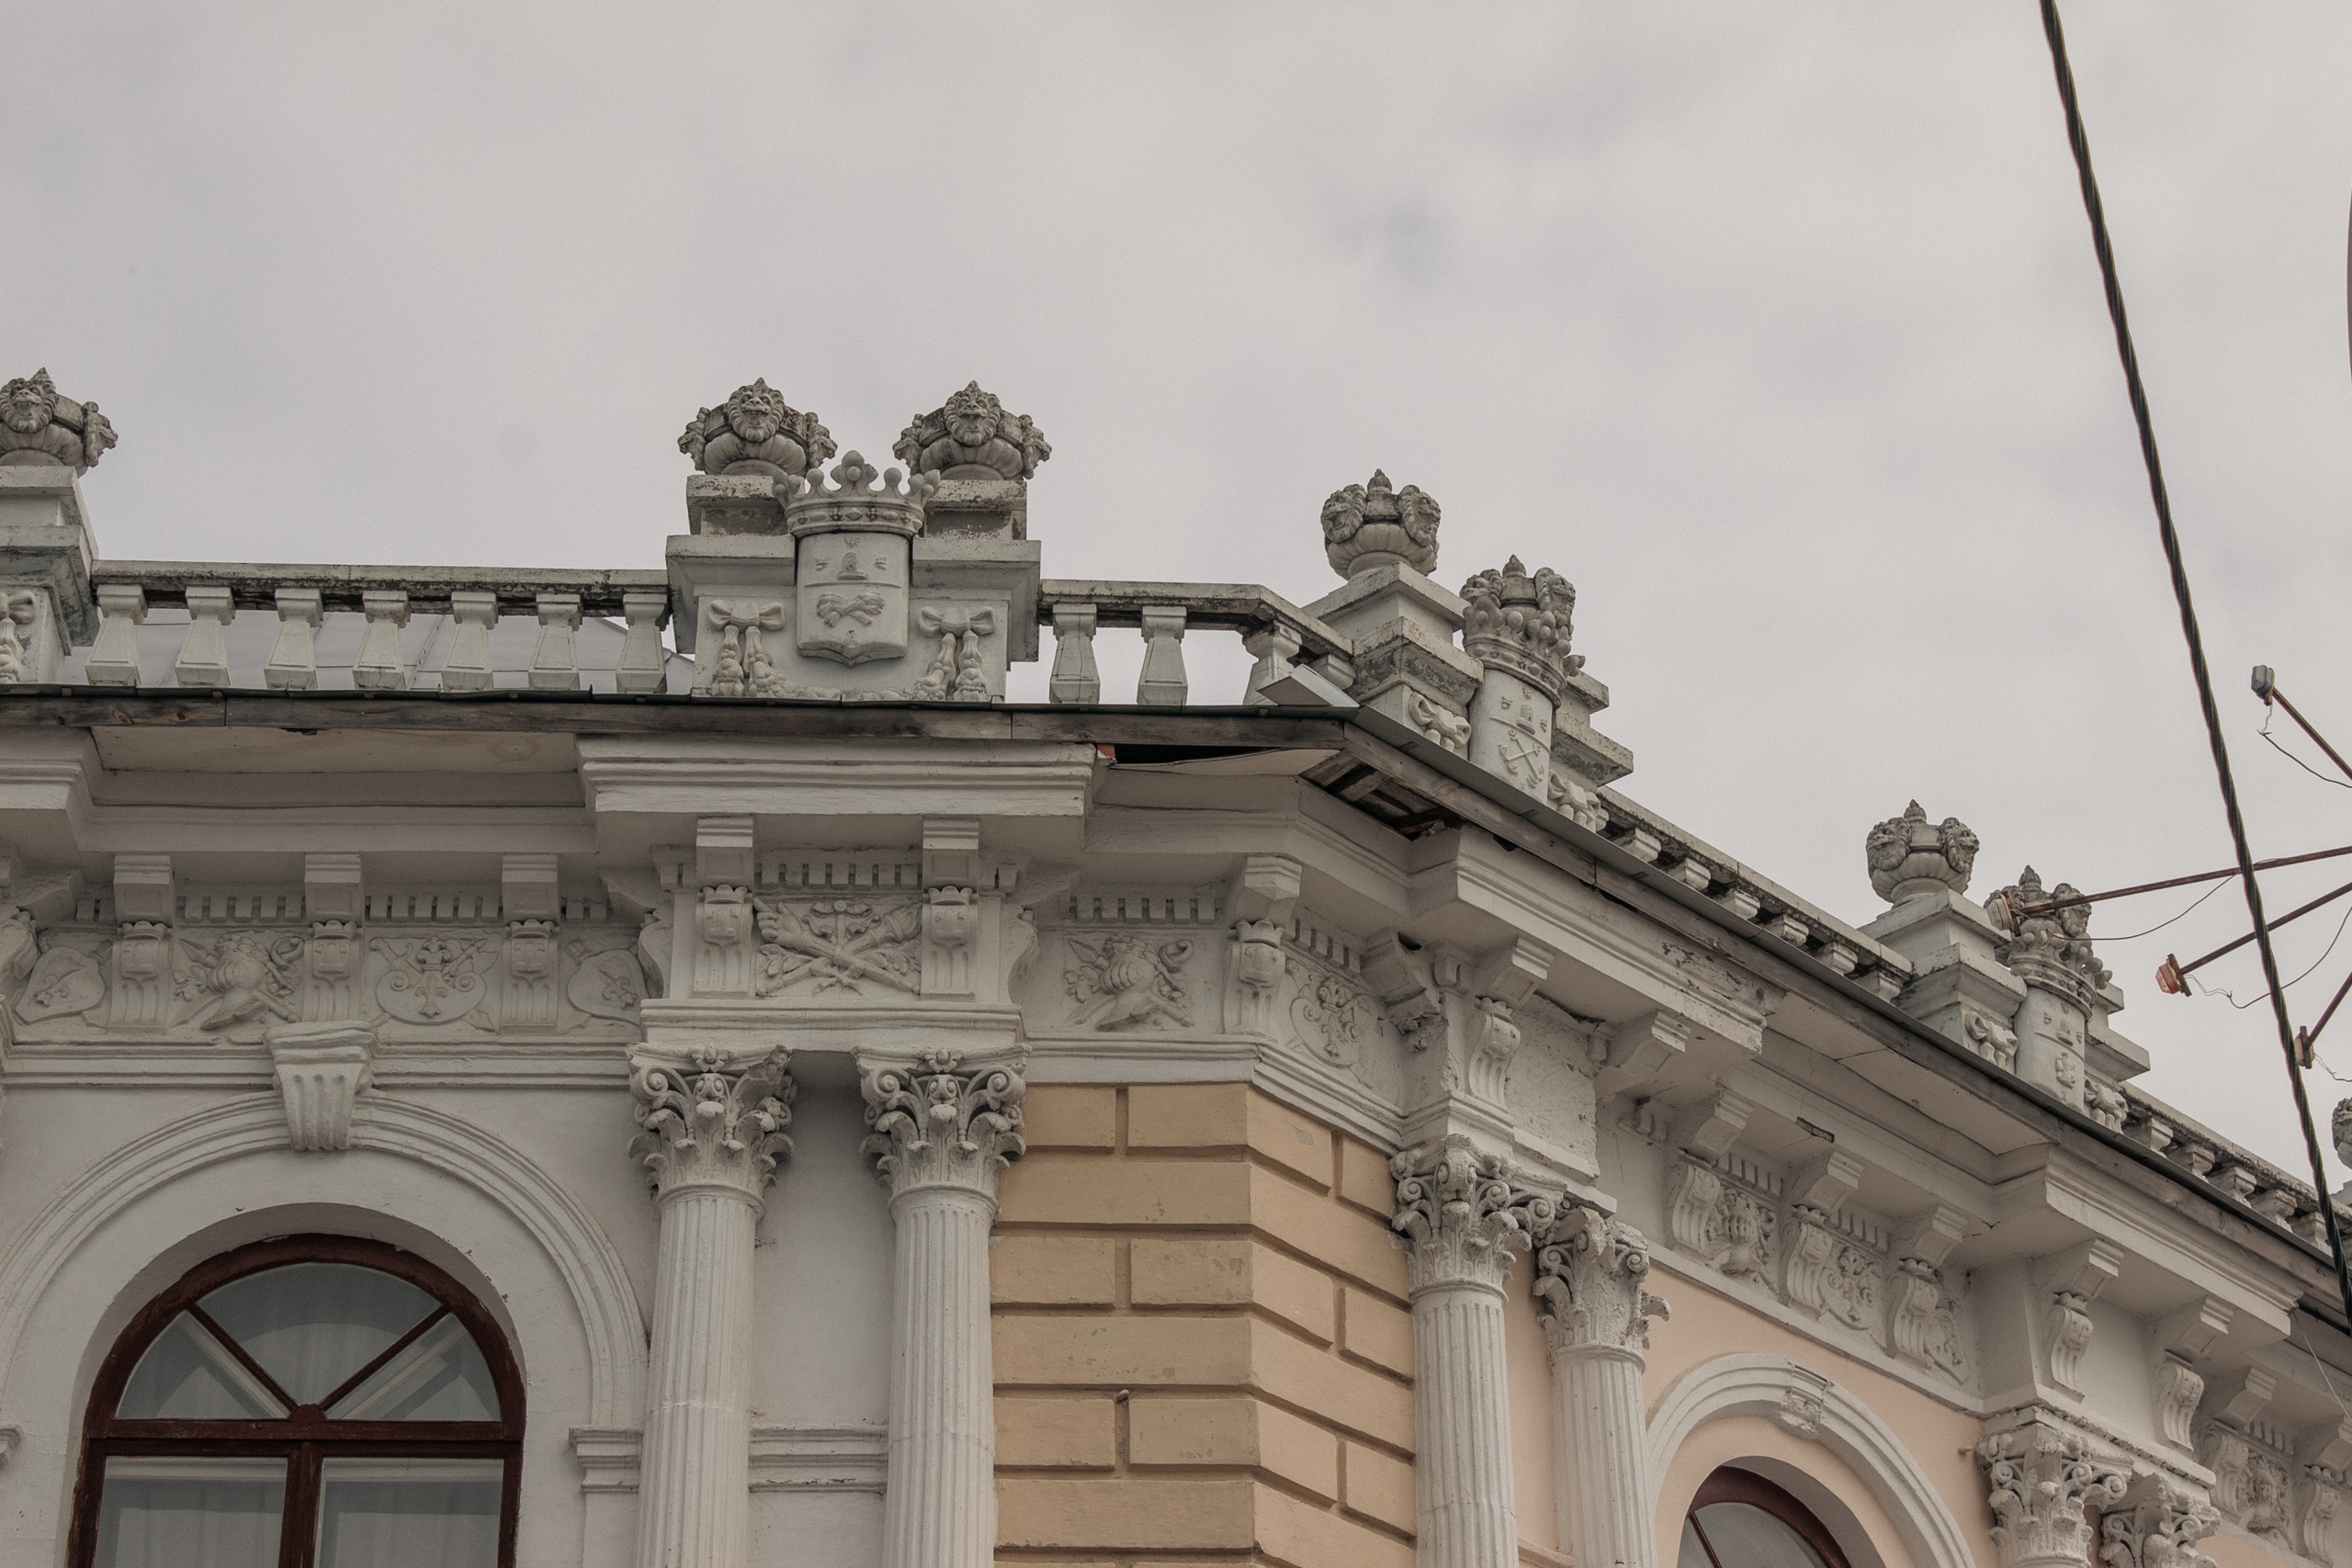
[
  {"x1": 175, "y1": 931, "x2": 303, "y2": 1032},
  {"x1": 892, "y1": 381, "x2": 1050, "y2": 482},
  {"x1": 0, "y1": 369, "x2": 115, "y2": 473},
  {"x1": 2098, "y1": 1481, "x2": 2220, "y2": 1568},
  {"x1": 678, "y1": 379, "x2": 834, "y2": 479},
  {"x1": 1389, "y1": 1138, "x2": 1555, "y2": 1293},
  {"x1": 628, "y1": 1046, "x2": 795, "y2": 1201},
  {"x1": 371, "y1": 934, "x2": 491, "y2": 1025},
  {"x1": 1461, "y1": 557, "x2": 1581, "y2": 703},
  {"x1": 1065, "y1": 931, "x2": 1193, "y2": 1031},
  {"x1": 1532, "y1": 1208, "x2": 1670, "y2": 1357},
  {"x1": 1865, "y1": 802, "x2": 1980, "y2": 902},
  {"x1": 1987, "y1": 866, "x2": 2109, "y2": 998},
  {"x1": 0, "y1": 591, "x2": 45, "y2": 685},
  {"x1": 1321, "y1": 470, "x2": 1440, "y2": 579},
  {"x1": 859, "y1": 1049, "x2": 1027, "y2": 1198},
  {"x1": 1977, "y1": 1416, "x2": 2131, "y2": 1568}
]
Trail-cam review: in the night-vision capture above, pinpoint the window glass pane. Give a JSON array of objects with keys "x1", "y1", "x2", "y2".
[
  {"x1": 199, "y1": 1263, "x2": 437, "y2": 1405},
  {"x1": 118, "y1": 1314, "x2": 288, "y2": 1419},
  {"x1": 1680, "y1": 1518, "x2": 1715, "y2": 1568},
  {"x1": 315, "y1": 1457, "x2": 502, "y2": 1568},
  {"x1": 95, "y1": 1455, "x2": 286, "y2": 1568},
  {"x1": 1693, "y1": 1502, "x2": 1831, "y2": 1568},
  {"x1": 326, "y1": 1314, "x2": 500, "y2": 1421}
]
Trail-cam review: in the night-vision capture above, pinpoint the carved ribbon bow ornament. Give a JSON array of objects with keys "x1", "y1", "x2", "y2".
[
  {"x1": 707, "y1": 600, "x2": 787, "y2": 695},
  {"x1": 916, "y1": 605, "x2": 998, "y2": 700}
]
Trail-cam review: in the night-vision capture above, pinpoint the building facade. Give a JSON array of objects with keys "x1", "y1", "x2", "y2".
[{"x1": 0, "y1": 367, "x2": 2348, "y2": 1568}]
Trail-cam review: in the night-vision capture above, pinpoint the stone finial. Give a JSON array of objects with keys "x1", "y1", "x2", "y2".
[
  {"x1": 1, "y1": 369, "x2": 116, "y2": 474},
  {"x1": 2332, "y1": 1099, "x2": 2352, "y2": 1168},
  {"x1": 1865, "y1": 801, "x2": 1980, "y2": 903},
  {"x1": 893, "y1": 380, "x2": 1050, "y2": 481},
  {"x1": 1986, "y1": 865, "x2": 2110, "y2": 995},
  {"x1": 678, "y1": 378, "x2": 836, "y2": 479},
  {"x1": 1322, "y1": 470, "x2": 1440, "y2": 580},
  {"x1": 1460, "y1": 556, "x2": 1581, "y2": 702}
]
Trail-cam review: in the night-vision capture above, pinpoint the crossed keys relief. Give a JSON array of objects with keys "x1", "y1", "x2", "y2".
[{"x1": 752, "y1": 896, "x2": 922, "y2": 996}]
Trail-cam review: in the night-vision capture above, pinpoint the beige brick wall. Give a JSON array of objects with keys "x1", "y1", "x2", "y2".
[{"x1": 993, "y1": 1083, "x2": 1417, "y2": 1568}]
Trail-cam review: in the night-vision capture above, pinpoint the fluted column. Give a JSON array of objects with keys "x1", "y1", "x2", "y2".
[
  {"x1": 1391, "y1": 1138, "x2": 1555, "y2": 1568},
  {"x1": 1976, "y1": 1412, "x2": 2132, "y2": 1568},
  {"x1": 1533, "y1": 1209, "x2": 1671, "y2": 1568},
  {"x1": 628, "y1": 1047, "x2": 795, "y2": 1568},
  {"x1": 861, "y1": 1049, "x2": 1027, "y2": 1568}
]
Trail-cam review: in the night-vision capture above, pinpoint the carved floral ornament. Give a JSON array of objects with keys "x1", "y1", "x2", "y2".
[
  {"x1": 1389, "y1": 1138, "x2": 1557, "y2": 1292},
  {"x1": 1865, "y1": 801, "x2": 1980, "y2": 903},
  {"x1": 893, "y1": 381, "x2": 1051, "y2": 482},
  {"x1": 1532, "y1": 1207, "x2": 1670, "y2": 1356},
  {"x1": 859, "y1": 1048, "x2": 1027, "y2": 1197},
  {"x1": 628, "y1": 1045, "x2": 796, "y2": 1201},
  {"x1": 1322, "y1": 469, "x2": 1441, "y2": 579},
  {"x1": 0, "y1": 367, "x2": 116, "y2": 474},
  {"x1": 1976, "y1": 1418, "x2": 2132, "y2": 1568}
]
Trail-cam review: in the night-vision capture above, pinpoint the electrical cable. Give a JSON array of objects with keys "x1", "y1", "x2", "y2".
[
  {"x1": 2037, "y1": 0, "x2": 2352, "y2": 1326},
  {"x1": 2096, "y1": 875, "x2": 2230, "y2": 942},
  {"x1": 2262, "y1": 708, "x2": 2352, "y2": 791}
]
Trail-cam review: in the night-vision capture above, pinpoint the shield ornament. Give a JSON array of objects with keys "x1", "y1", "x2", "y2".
[{"x1": 797, "y1": 531, "x2": 910, "y2": 666}]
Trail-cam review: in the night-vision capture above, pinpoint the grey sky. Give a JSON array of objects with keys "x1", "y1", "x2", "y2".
[{"x1": 9, "y1": 3, "x2": 2352, "y2": 1179}]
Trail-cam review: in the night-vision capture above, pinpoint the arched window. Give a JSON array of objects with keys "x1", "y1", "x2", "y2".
[
  {"x1": 1679, "y1": 1467, "x2": 1856, "y2": 1568},
  {"x1": 69, "y1": 1235, "x2": 523, "y2": 1568}
]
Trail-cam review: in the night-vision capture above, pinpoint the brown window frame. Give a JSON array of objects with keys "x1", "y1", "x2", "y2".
[
  {"x1": 1687, "y1": 1466, "x2": 1857, "y2": 1568},
  {"x1": 66, "y1": 1234, "x2": 525, "y2": 1568}
]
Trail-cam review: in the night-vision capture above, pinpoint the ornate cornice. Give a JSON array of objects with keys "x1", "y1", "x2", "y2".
[
  {"x1": 628, "y1": 1045, "x2": 795, "y2": 1204},
  {"x1": 858, "y1": 1048, "x2": 1026, "y2": 1201}
]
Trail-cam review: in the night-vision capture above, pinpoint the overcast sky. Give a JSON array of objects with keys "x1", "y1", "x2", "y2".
[{"x1": 9, "y1": 3, "x2": 2352, "y2": 1182}]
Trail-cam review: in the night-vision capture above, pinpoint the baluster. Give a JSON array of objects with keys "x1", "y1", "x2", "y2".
[
  {"x1": 529, "y1": 592, "x2": 582, "y2": 691},
  {"x1": 174, "y1": 585, "x2": 236, "y2": 687},
  {"x1": 441, "y1": 591, "x2": 497, "y2": 692},
  {"x1": 1242, "y1": 622, "x2": 1303, "y2": 706},
  {"x1": 616, "y1": 590, "x2": 670, "y2": 694},
  {"x1": 1136, "y1": 604, "x2": 1188, "y2": 706},
  {"x1": 1048, "y1": 604, "x2": 1100, "y2": 704},
  {"x1": 264, "y1": 588, "x2": 323, "y2": 690},
  {"x1": 85, "y1": 584, "x2": 146, "y2": 686},
  {"x1": 352, "y1": 591, "x2": 411, "y2": 691}
]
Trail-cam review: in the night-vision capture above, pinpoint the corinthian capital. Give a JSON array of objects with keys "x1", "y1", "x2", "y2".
[
  {"x1": 1532, "y1": 1207, "x2": 1670, "y2": 1359},
  {"x1": 2099, "y1": 1479, "x2": 2219, "y2": 1568},
  {"x1": 628, "y1": 1046, "x2": 795, "y2": 1202},
  {"x1": 1977, "y1": 1415, "x2": 2132, "y2": 1568},
  {"x1": 859, "y1": 1049, "x2": 1027, "y2": 1200},
  {"x1": 1389, "y1": 1137, "x2": 1555, "y2": 1294}
]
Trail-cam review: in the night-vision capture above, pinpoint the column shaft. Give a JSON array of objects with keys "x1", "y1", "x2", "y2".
[
  {"x1": 1553, "y1": 1346, "x2": 1653, "y2": 1568},
  {"x1": 637, "y1": 1187, "x2": 759, "y2": 1568},
  {"x1": 883, "y1": 1185, "x2": 1000, "y2": 1568},
  {"x1": 1414, "y1": 1279, "x2": 1519, "y2": 1568}
]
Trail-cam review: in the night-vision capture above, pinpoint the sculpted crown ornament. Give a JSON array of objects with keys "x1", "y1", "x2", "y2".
[
  {"x1": 1, "y1": 368, "x2": 116, "y2": 474},
  {"x1": 1460, "y1": 556, "x2": 1581, "y2": 702},
  {"x1": 860, "y1": 1048, "x2": 1027, "y2": 1198},
  {"x1": 1986, "y1": 866, "x2": 2110, "y2": 996},
  {"x1": 678, "y1": 378, "x2": 836, "y2": 479},
  {"x1": 1389, "y1": 1137, "x2": 1557, "y2": 1293},
  {"x1": 1322, "y1": 469, "x2": 1441, "y2": 579},
  {"x1": 628, "y1": 1046, "x2": 795, "y2": 1201},
  {"x1": 1532, "y1": 1208, "x2": 1671, "y2": 1357},
  {"x1": 783, "y1": 451, "x2": 942, "y2": 539},
  {"x1": 1866, "y1": 801, "x2": 1981, "y2": 903},
  {"x1": 893, "y1": 380, "x2": 1050, "y2": 481}
]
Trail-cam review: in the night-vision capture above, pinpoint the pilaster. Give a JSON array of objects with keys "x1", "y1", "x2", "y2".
[
  {"x1": 628, "y1": 1046, "x2": 795, "y2": 1568},
  {"x1": 860, "y1": 1049, "x2": 1026, "y2": 1568}
]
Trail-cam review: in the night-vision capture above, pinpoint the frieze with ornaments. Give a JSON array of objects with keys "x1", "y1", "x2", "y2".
[
  {"x1": 8, "y1": 886, "x2": 645, "y2": 1040},
  {"x1": 2203, "y1": 1418, "x2": 2297, "y2": 1547},
  {"x1": 1014, "y1": 886, "x2": 1224, "y2": 1034},
  {"x1": 1244, "y1": 911, "x2": 1408, "y2": 1105}
]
